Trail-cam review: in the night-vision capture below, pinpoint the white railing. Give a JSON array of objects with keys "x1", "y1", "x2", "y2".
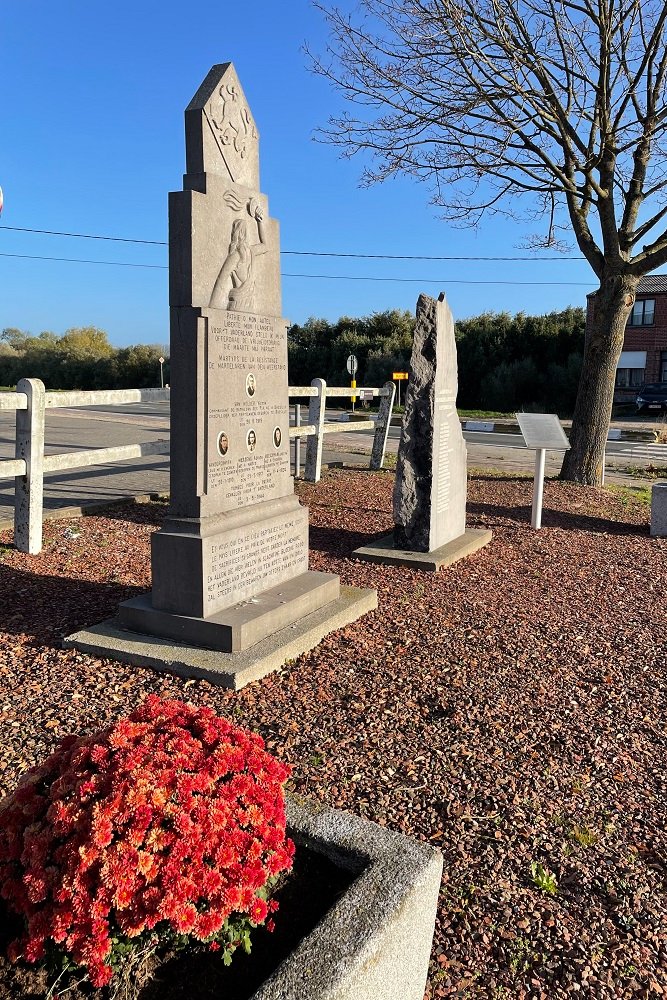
[
  {"x1": 289, "y1": 379, "x2": 396, "y2": 483},
  {"x1": 1, "y1": 379, "x2": 170, "y2": 554},
  {"x1": 1, "y1": 378, "x2": 395, "y2": 554}
]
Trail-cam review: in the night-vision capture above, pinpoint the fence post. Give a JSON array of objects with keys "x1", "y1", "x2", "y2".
[
  {"x1": 294, "y1": 403, "x2": 302, "y2": 478},
  {"x1": 15, "y1": 378, "x2": 46, "y2": 554},
  {"x1": 370, "y1": 381, "x2": 396, "y2": 471},
  {"x1": 304, "y1": 378, "x2": 326, "y2": 483}
]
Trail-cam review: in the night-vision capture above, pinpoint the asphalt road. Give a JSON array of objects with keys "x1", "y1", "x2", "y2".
[{"x1": 0, "y1": 402, "x2": 663, "y2": 528}]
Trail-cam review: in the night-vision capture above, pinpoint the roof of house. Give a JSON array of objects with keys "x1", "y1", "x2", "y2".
[
  {"x1": 586, "y1": 273, "x2": 667, "y2": 298},
  {"x1": 637, "y1": 274, "x2": 667, "y2": 294}
]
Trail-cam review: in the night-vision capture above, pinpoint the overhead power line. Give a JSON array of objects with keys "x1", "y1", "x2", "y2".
[
  {"x1": 0, "y1": 251, "x2": 591, "y2": 285},
  {"x1": 0, "y1": 225, "x2": 165, "y2": 246},
  {"x1": 0, "y1": 252, "x2": 167, "y2": 270},
  {"x1": 0, "y1": 224, "x2": 585, "y2": 262}
]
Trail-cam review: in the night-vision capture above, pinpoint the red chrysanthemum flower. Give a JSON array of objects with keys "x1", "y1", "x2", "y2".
[{"x1": 0, "y1": 696, "x2": 293, "y2": 988}]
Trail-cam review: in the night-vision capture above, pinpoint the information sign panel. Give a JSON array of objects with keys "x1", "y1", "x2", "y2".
[
  {"x1": 346, "y1": 354, "x2": 358, "y2": 375},
  {"x1": 516, "y1": 413, "x2": 570, "y2": 451},
  {"x1": 392, "y1": 372, "x2": 409, "y2": 381}
]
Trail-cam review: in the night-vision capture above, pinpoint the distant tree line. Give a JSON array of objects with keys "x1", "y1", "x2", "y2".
[
  {"x1": 287, "y1": 309, "x2": 415, "y2": 392},
  {"x1": 288, "y1": 306, "x2": 585, "y2": 414},
  {"x1": 0, "y1": 327, "x2": 169, "y2": 390},
  {"x1": 1, "y1": 307, "x2": 585, "y2": 414},
  {"x1": 455, "y1": 306, "x2": 585, "y2": 413}
]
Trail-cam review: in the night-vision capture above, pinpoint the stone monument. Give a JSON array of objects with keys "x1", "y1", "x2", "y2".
[
  {"x1": 64, "y1": 64, "x2": 376, "y2": 687},
  {"x1": 354, "y1": 293, "x2": 491, "y2": 570}
]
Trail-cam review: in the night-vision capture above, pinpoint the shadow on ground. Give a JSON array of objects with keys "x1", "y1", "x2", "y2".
[{"x1": 0, "y1": 562, "x2": 144, "y2": 644}]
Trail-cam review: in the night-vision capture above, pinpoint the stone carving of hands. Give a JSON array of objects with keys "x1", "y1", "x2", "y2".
[{"x1": 248, "y1": 197, "x2": 263, "y2": 223}]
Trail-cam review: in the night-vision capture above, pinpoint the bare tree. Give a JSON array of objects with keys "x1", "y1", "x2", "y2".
[{"x1": 309, "y1": 0, "x2": 667, "y2": 484}]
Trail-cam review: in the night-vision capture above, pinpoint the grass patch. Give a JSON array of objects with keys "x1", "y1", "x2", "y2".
[
  {"x1": 616, "y1": 464, "x2": 667, "y2": 481},
  {"x1": 468, "y1": 466, "x2": 533, "y2": 480},
  {"x1": 606, "y1": 483, "x2": 652, "y2": 506},
  {"x1": 569, "y1": 824, "x2": 599, "y2": 847},
  {"x1": 458, "y1": 408, "x2": 514, "y2": 419}
]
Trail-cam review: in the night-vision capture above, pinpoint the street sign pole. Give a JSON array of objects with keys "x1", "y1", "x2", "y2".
[
  {"x1": 346, "y1": 355, "x2": 358, "y2": 413},
  {"x1": 392, "y1": 372, "x2": 408, "y2": 408}
]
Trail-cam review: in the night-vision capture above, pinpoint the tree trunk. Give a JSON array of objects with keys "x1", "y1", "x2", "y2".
[{"x1": 560, "y1": 272, "x2": 639, "y2": 485}]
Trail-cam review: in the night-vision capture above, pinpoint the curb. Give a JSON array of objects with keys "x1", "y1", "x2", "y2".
[{"x1": 386, "y1": 415, "x2": 659, "y2": 441}]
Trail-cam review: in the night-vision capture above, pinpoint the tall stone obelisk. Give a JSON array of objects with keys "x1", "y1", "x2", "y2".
[
  {"x1": 64, "y1": 64, "x2": 376, "y2": 686},
  {"x1": 118, "y1": 64, "x2": 371, "y2": 656}
]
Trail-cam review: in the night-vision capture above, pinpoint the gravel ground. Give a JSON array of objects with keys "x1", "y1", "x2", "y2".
[{"x1": 0, "y1": 470, "x2": 665, "y2": 999}]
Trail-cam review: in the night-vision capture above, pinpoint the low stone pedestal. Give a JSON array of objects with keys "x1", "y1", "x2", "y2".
[
  {"x1": 63, "y1": 586, "x2": 376, "y2": 691},
  {"x1": 354, "y1": 527, "x2": 492, "y2": 572},
  {"x1": 651, "y1": 482, "x2": 667, "y2": 537},
  {"x1": 119, "y1": 571, "x2": 340, "y2": 653}
]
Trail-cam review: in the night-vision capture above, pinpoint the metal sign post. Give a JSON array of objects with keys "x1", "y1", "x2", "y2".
[
  {"x1": 392, "y1": 371, "x2": 408, "y2": 407},
  {"x1": 515, "y1": 413, "x2": 570, "y2": 529},
  {"x1": 347, "y1": 354, "x2": 358, "y2": 413}
]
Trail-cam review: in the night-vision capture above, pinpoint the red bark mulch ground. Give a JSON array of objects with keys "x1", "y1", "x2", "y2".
[{"x1": 0, "y1": 470, "x2": 665, "y2": 999}]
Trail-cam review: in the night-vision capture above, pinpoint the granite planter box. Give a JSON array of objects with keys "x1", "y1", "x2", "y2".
[{"x1": 251, "y1": 794, "x2": 443, "y2": 1000}]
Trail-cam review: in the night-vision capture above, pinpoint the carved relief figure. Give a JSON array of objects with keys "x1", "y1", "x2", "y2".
[
  {"x1": 210, "y1": 198, "x2": 268, "y2": 311},
  {"x1": 209, "y1": 84, "x2": 257, "y2": 165}
]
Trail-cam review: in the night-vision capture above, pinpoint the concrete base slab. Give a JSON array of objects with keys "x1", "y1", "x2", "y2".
[
  {"x1": 353, "y1": 527, "x2": 492, "y2": 571},
  {"x1": 118, "y1": 571, "x2": 340, "y2": 653},
  {"x1": 63, "y1": 585, "x2": 377, "y2": 690}
]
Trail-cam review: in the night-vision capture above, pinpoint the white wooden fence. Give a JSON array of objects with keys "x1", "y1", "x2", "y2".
[
  {"x1": 289, "y1": 379, "x2": 396, "y2": 483},
  {"x1": 0, "y1": 378, "x2": 396, "y2": 555},
  {"x1": 1, "y1": 380, "x2": 171, "y2": 554}
]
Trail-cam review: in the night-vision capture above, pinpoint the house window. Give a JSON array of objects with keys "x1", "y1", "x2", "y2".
[
  {"x1": 661, "y1": 352, "x2": 667, "y2": 381},
  {"x1": 615, "y1": 367, "x2": 645, "y2": 388},
  {"x1": 628, "y1": 299, "x2": 655, "y2": 325}
]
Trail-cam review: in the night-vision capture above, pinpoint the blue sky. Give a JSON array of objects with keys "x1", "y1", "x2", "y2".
[{"x1": 1, "y1": 0, "x2": 598, "y2": 347}]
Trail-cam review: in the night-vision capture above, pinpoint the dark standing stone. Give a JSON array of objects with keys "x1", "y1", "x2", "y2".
[{"x1": 393, "y1": 293, "x2": 467, "y2": 552}]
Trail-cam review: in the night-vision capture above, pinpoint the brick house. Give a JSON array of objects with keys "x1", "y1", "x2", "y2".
[{"x1": 586, "y1": 274, "x2": 667, "y2": 402}]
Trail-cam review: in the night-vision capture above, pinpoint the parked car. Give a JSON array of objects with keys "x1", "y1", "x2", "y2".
[{"x1": 636, "y1": 382, "x2": 667, "y2": 413}]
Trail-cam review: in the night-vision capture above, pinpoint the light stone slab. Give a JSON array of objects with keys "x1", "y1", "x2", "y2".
[
  {"x1": 370, "y1": 382, "x2": 396, "y2": 471},
  {"x1": 63, "y1": 586, "x2": 377, "y2": 691},
  {"x1": 354, "y1": 527, "x2": 492, "y2": 571}
]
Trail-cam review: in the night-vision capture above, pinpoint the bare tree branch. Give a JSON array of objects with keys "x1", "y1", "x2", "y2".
[{"x1": 309, "y1": 0, "x2": 667, "y2": 483}]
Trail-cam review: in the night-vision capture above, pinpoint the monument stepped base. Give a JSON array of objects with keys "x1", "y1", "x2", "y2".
[
  {"x1": 353, "y1": 528, "x2": 492, "y2": 572},
  {"x1": 63, "y1": 585, "x2": 377, "y2": 691},
  {"x1": 119, "y1": 571, "x2": 339, "y2": 653}
]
